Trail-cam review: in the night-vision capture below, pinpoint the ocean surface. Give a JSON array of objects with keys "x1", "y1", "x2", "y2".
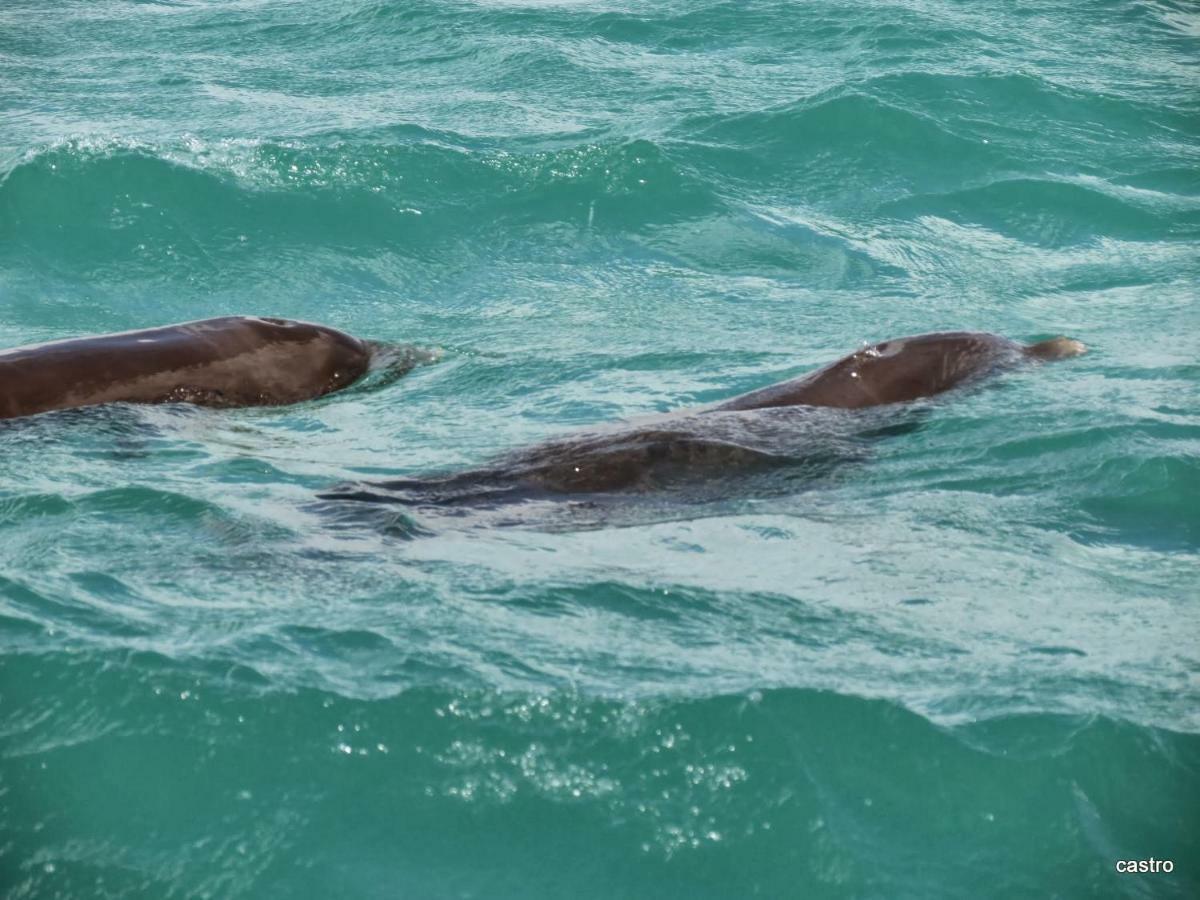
[{"x1": 2, "y1": 1, "x2": 1198, "y2": 897}]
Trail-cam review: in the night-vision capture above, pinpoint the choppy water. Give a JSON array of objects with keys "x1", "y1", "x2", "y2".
[{"x1": 2, "y1": 1, "x2": 1198, "y2": 897}]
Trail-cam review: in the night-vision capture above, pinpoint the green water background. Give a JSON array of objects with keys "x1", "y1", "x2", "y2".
[{"x1": 1, "y1": 1, "x2": 1198, "y2": 897}]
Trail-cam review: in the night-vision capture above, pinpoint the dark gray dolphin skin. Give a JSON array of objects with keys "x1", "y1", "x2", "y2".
[
  {"x1": 329, "y1": 330, "x2": 1086, "y2": 503},
  {"x1": 713, "y1": 331, "x2": 1086, "y2": 412},
  {"x1": 0, "y1": 316, "x2": 377, "y2": 420}
]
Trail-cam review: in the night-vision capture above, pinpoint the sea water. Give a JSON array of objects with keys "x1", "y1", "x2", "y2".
[{"x1": 1, "y1": 1, "x2": 1197, "y2": 897}]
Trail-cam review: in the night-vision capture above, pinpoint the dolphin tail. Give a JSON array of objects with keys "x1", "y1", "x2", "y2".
[{"x1": 1024, "y1": 336, "x2": 1088, "y2": 361}]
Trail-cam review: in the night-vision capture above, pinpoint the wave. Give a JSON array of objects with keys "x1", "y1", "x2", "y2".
[
  {"x1": 676, "y1": 89, "x2": 1003, "y2": 205},
  {"x1": 864, "y1": 70, "x2": 1198, "y2": 142},
  {"x1": 880, "y1": 177, "x2": 1191, "y2": 247},
  {"x1": 0, "y1": 136, "x2": 726, "y2": 280},
  {"x1": 672, "y1": 70, "x2": 1199, "y2": 224},
  {"x1": 0, "y1": 134, "x2": 901, "y2": 288},
  {"x1": 2, "y1": 650, "x2": 1197, "y2": 898}
]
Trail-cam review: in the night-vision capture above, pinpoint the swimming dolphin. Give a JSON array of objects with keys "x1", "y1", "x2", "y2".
[
  {"x1": 0, "y1": 316, "x2": 415, "y2": 420},
  {"x1": 328, "y1": 331, "x2": 1087, "y2": 502}
]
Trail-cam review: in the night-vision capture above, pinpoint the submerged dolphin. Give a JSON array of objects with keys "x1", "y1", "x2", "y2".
[
  {"x1": 326, "y1": 331, "x2": 1087, "y2": 504},
  {"x1": 0, "y1": 316, "x2": 420, "y2": 420}
]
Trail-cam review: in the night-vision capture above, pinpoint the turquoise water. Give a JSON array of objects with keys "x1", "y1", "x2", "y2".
[{"x1": 2, "y1": 0, "x2": 1199, "y2": 896}]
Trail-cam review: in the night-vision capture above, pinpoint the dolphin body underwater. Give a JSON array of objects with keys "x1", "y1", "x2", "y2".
[{"x1": 0, "y1": 319, "x2": 1085, "y2": 502}]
